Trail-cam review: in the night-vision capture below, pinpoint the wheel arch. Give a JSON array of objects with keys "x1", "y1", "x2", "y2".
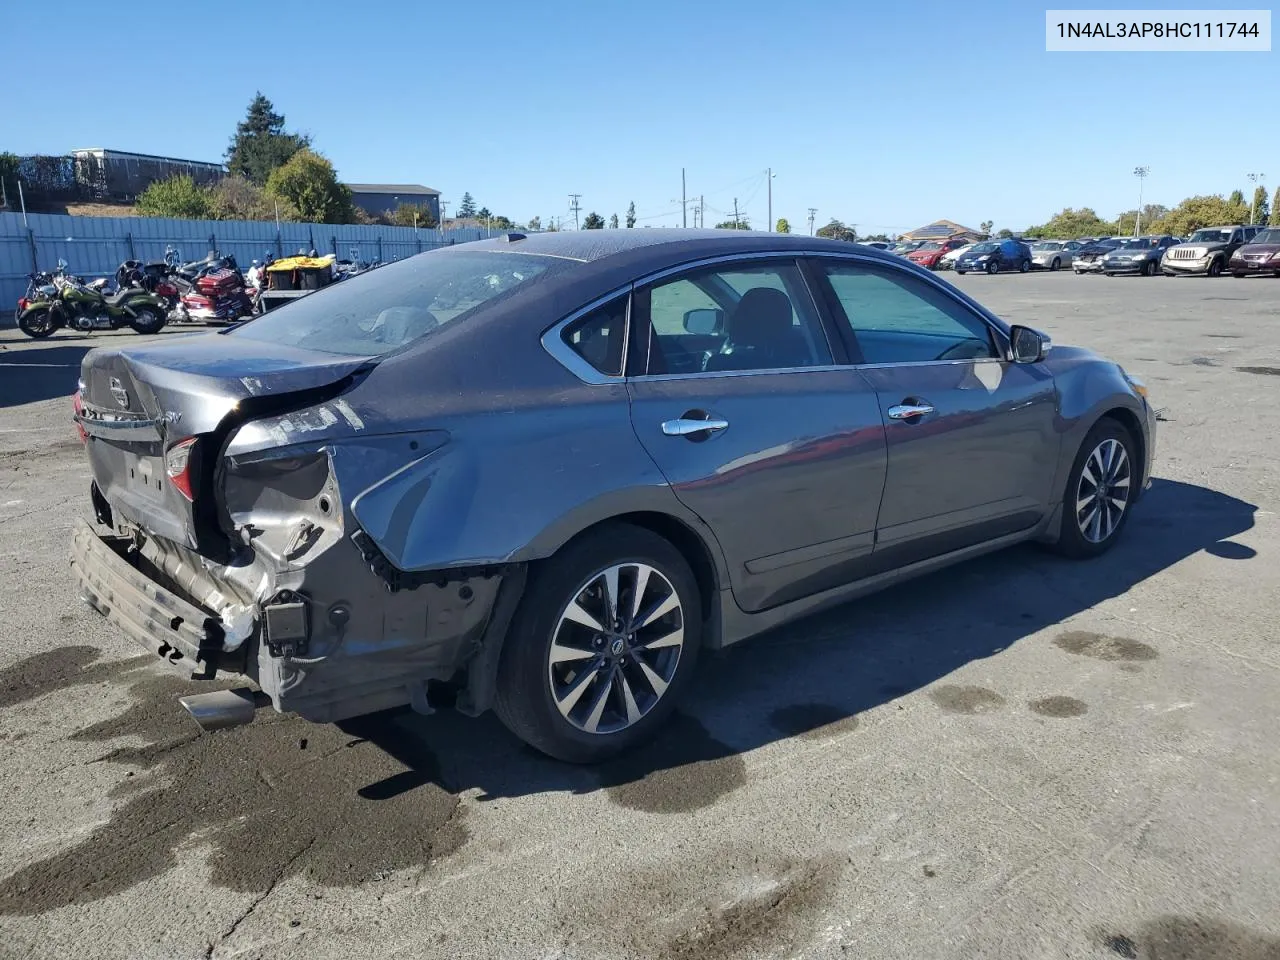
[{"x1": 1096, "y1": 406, "x2": 1147, "y2": 493}]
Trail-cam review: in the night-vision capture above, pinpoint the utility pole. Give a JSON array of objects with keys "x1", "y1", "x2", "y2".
[
  {"x1": 767, "y1": 168, "x2": 773, "y2": 232},
  {"x1": 733, "y1": 197, "x2": 741, "y2": 229},
  {"x1": 807, "y1": 207, "x2": 817, "y2": 236},
  {"x1": 1247, "y1": 172, "x2": 1266, "y2": 224},
  {"x1": 681, "y1": 168, "x2": 687, "y2": 228},
  {"x1": 699, "y1": 196, "x2": 705, "y2": 229},
  {"x1": 440, "y1": 200, "x2": 449, "y2": 228},
  {"x1": 568, "y1": 193, "x2": 582, "y2": 230},
  {"x1": 1133, "y1": 166, "x2": 1149, "y2": 236}
]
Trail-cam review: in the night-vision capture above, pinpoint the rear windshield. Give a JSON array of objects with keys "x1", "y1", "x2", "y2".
[{"x1": 228, "y1": 250, "x2": 559, "y2": 356}]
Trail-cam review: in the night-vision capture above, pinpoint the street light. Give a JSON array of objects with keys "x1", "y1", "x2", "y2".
[
  {"x1": 1247, "y1": 172, "x2": 1266, "y2": 224},
  {"x1": 1133, "y1": 166, "x2": 1149, "y2": 236}
]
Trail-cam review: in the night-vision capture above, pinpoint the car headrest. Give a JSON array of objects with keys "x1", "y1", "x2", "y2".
[{"x1": 726, "y1": 288, "x2": 794, "y2": 347}]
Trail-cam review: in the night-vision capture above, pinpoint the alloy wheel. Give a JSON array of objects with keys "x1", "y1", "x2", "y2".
[
  {"x1": 1075, "y1": 438, "x2": 1131, "y2": 544},
  {"x1": 546, "y1": 562, "x2": 684, "y2": 735}
]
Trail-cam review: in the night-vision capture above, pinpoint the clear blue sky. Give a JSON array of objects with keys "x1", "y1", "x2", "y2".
[{"x1": 4, "y1": 1, "x2": 1274, "y2": 233}]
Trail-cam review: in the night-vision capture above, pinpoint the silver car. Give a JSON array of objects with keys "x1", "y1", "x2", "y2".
[
  {"x1": 1030, "y1": 240, "x2": 1083, "y2": 271},
  {"x1": 70, "y1": 231, "x2": 1156, "y2": 762}
]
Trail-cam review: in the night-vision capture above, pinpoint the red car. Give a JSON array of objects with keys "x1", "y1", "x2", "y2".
[{"x1": 906, "y1": 237, "x2": 970, "y2": 270}]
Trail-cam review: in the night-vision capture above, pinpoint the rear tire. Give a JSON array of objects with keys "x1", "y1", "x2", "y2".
[
  {"x1": 1019, "y1": 259, "x2": 1030, "y2": 273},
  {"x1": 956, "y1": 269, "x2": 966, "y2": 275},
  {"x1": 494, "y1": 524, "x2": 702, "y2": 763},
  {"x1": 1050, "y1": 419, "x2": 1137, "y2": 559},
  {"x1": 129, "y1": 305, "x2": 166, "y2": 335}
]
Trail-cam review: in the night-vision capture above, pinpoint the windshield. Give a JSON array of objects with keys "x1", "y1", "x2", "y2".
[
  {"x1": 229, "y1": 250, "x2": 558, "y2": 356},
  {"x1": 1116, "y1": 238, "x2": 1156, "y2": 250},
  {"x1": 1189, "y1": 229, "x2": 1232, "y2": 243},
  {"x1": 1250, "y1": 229, "x2": 1280, "y2": 244},
  {"x1": 916, "y1": 242, "x2": 942, "y2": 251},
  {"x1": 969, "y1": 242, "x2": 998, "y2": 254},
  {"x1": 1032, "y1": 242, "x2": 1062, "y2": 251}
]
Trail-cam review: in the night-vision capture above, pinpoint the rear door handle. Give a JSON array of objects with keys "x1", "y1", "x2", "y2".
[
  {"x1": 887, "y1": 402, "x2": 935, "y2": 420},
  {"x1": 662, "y1": 417, "x2": 729, "y2": 437}
]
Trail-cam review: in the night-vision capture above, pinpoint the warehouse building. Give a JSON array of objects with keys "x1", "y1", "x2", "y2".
[{"x1": 346, "y1": 183, "x2": 441, "y2": 221}]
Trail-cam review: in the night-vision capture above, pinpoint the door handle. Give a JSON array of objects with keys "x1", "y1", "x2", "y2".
[
  {"x1": 887, "y1": 402, "x2": 935, "y2": 420},
  {"x1": 662, "y1": 417, "x2": 729, "y2": 437}
]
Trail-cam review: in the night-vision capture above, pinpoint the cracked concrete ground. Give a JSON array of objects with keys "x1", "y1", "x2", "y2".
[{"x1": 0, "y1": 271, "x2": 1278, "y2": 960}]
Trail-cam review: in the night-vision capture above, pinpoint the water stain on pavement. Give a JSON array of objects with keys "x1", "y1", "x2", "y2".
[
  {"x1": 1029, "y1": 695, "x2": 1088, "y2": 718},
  {"x1": 1054, "y1": 631, "x2": 1158, "y2": 662},
  {"x1": 1236, "y1": 366, "x2": 1280, "y2": 377},
  {"x1": 769, "y1": 703, "x2": 858, "y2": 741},
  {"x1": 929, "y1": 685, "x2": 1006, "y2": 715},
  {"x1": 0, "y1": 669, "x2": 464, "y2": 915},
  {"x1": 0, "y1": 645, "x2": 151, "y2": 710},
  {"x1": 660, "y1": 856, "x2": 840, "y2": 960},
  {"x1": 1102, "y1": 915, "x2": 1280, "y2": 959},
  {"x1": 601, "y1": 713, "x2": 746, "y2": 814}
]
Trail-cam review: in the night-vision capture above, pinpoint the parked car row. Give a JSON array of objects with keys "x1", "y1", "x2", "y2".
[{"x1": 865, "y1": 225, "x2": 1279, "y2": 279}]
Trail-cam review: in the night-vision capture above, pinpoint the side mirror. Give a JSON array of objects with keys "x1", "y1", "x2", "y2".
[
  {"x1": 683, "y1": 307, "x2": 724, "y2": 335},
  {"x1": 1009, "y1": 325, "x2": 1049, "y2": 363}
]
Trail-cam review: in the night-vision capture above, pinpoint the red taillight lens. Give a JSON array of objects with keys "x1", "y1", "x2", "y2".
[
  {"x1": 156, "y1": 282, "x2": 177, "y2": 296},
  {"x1": 165, "y1": 437, "x2": 197, "y2": 501},
  {"x1": 72, "y1": 392, "x2": 88, "y2": 443},
  {"x1": 18, "y1": 298, "x2": 29, "y2": 311}
]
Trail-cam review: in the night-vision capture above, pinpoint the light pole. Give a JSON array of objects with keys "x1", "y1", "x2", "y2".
[
  {"x1": 767, "y1": 168, "x2": 774, "y2": 232},
  {"x1": 1247, "y1": 172, "x2": 1266, "y2": 224},
  {"x1": 1133, "y1": 166, "x2": 1149, "y2": 236}
]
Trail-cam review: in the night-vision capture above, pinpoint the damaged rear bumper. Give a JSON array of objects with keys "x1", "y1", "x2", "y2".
[{"x1": 70, "y1": 517, "x2": 234, "y2": 677}]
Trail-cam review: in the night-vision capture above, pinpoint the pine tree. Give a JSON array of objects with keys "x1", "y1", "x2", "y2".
[
  {"x1": 1251, "y1": 185, "x2": 1269, "y2": 225},
  {"x1": 225, "y1": 93, "x2": 309, "y2": 185},
  {"x1": 625, "y1": 202, "x2": 636, "y2": 228},
  {"x1": 609, "y1": 213, "x2": 619, "y2": 228},
  {"x1": 1271, "y1": 187, "x2": 1280, "y2": 226},
  {"x1": 458, "y1": 192, "x2": 477, "y2": 218}
]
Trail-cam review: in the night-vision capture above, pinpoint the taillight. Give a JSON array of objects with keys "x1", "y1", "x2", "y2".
[
  {"x1": 18, "y1": 298, "x2": 29, "y2": 311},
  {"x1": 165, "y1": 437, "x2": 197, "y2": 501},
  {"x1": 156, "y1": 282, "x2": 177, "y2": 296},
  {"x1": 72, "y1": 392, "x2": 88, "y2": 443}
]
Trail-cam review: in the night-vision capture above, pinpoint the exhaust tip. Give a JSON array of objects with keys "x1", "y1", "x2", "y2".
[{"x1": 179, "y1": 688, "x2": 268, "y2": 732}]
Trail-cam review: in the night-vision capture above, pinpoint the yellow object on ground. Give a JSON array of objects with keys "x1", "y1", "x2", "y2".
[{"x1": 267, "y1": 255, "x2": 335, "y2": 272}]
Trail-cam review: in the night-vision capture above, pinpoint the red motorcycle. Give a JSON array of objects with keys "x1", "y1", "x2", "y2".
[{"x1": 178, "y1": 266, "x2": 255, "y2": 324}]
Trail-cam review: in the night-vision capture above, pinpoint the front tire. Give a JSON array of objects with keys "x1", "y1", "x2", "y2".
[
  {"x1": 1141, "y1": 260, "x2": 1155, "y2": 277},
  {"x1": 18, "y1": 307, "x2": 56, "y2": 339},
  {"x1": 494, "y1": 524, "x2": 702, "y2": 763},
  {"x1": 1207, "y1": 257, "x2": 1223, "y2": 278},
  {"x1": 1051, "y1": 419, "x2": 1137, "y2": 559},
  {"x1": 1050, "y1": 258, "x2": 1060, "y2": 271},
  {"x1": 986, "y1": 259, "x2": 999, "y2": 275}
]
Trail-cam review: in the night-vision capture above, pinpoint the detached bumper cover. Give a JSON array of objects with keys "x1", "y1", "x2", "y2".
[{"x1": 70, "y1": 517, "x2": 227, "y2": 675}]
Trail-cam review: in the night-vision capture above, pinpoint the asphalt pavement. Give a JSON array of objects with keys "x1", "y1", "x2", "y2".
[{"x1": 1, "y1": 271, "x2": 1278, "y2": 960}]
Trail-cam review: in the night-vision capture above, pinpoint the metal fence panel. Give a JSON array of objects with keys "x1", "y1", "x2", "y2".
[{"x1": 1, "y1": 212, "x2": 504, "y2": 313}]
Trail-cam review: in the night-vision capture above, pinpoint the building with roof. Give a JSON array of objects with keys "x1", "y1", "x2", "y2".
[
  {"x1": 899, "y1": 219, "x2": 986, "y2": 242},
  {"x1": 346, "y1": 184, "x2": 440, "y2": 220},
  {"x1": 71, "y1": 148, "x2": 226, "y2": 201}
]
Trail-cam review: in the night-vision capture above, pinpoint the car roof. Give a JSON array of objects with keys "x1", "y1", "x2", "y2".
[{"x1": 462, "y1": 228, "x2": 890, "y2": 266}]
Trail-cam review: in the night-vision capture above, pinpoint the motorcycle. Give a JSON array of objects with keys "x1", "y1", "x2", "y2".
[
  {"x1": 175, "y1": 253, "x2": 254, "y2": 324},
  {"x1": 17, "y1": 259, "x2": 169, "y2": 339}
]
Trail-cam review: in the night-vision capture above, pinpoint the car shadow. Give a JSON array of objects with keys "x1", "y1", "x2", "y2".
[{"x1": 341, "y1": 478, "x2": 1255, "y2": 807}]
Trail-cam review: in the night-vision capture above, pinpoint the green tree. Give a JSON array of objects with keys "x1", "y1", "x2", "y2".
[
  {"x1": 458, "y1": 192, "x2": 477, "y2": 218},
  {"x1": 1271, "y1": 187, "x2": 1280, "y2": 226},
  {"x1": 1159, "y1": 195, "x2": 1250, "y2": 237},
  {"x1": 135, "y1": 175, "x2": 215, "y2": 220},
  {"x1": 1023, "y1": 207, "x2": 1117, "y2": 239},
  {"x1": 1250, "y1": 186, "x2": 1269, "y2": 225},
  {"x1": 545, "y1": 219, "x2": 559, "y2": 232},
  {"x1": 862, "y1": 233, "x2": 890, "y2": 242},
  {"x1": 265, "y1": 149, "x2": 356, "y2": 224},
  {"x1": 715, "y1": 219, "x2": 751, "y2": 230},
  {"x1": 527, "y1": 215, "x2": 542, "y2": 231},
  {"x1": 476, "y1": 206, "x2": 492, "y2": 222},
  {"x1": 0, "y1": 152, "x2": 19, "y2": 210},
  {"x1": 609, "y1": 213, "x2": 619, "y2": 228},
  {"x1": 208, "y1": 175, "x2": 300, "y2": 222},
  {"x1": 1228, "y1": 189, "x2": 1246, "y2": 209},
  {"x1": 625, "y1": 201, "x2": 636, "y2": 228},
  {"x1": 996, "y1": 228, "x2": 1014, "y2": 239},
  {"x1": 979, "y1": 220, "x2": 994, "y2": 235},
  {"x1": 815, "y1": 219, "x2": 856, "y2": 241},
  {"x1": 225, "y1": 93, "x2": 309, "y2": 185},
  {"x1": 389, "y1": 202, "x2": 438, "y2": 228},
  {"x1": 582, "y1": 211, "x2": 606, "y2": 229},
  {"x1": 775, "y1": 217, "x2": 791, "y2": 234}
]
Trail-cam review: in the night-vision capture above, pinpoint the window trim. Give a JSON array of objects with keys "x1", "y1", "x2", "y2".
[
  {"x1": 540, "y1": 290, "x2": 632, "y2": 384},
  {"x1": 540, "y1": 248, "x2": 1014, "y2": 384}
]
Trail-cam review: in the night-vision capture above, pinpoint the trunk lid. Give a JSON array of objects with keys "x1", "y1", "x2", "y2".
[{"x1": 77, "y1": 332, "x2": 373, "y2": 554}]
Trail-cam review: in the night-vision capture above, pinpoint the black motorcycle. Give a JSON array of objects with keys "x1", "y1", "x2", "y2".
[{"x1": 17, "y1": 260, "x2": 168, "y2": 339}]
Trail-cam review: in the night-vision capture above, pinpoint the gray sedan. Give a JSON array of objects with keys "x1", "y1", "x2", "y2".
[
  {"x1": 1030, "y1": 240, "x2": 1083, "y2": 271},
  {"x1": 70, "y1": 231, "x2": 1156, "y2": 762}
]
